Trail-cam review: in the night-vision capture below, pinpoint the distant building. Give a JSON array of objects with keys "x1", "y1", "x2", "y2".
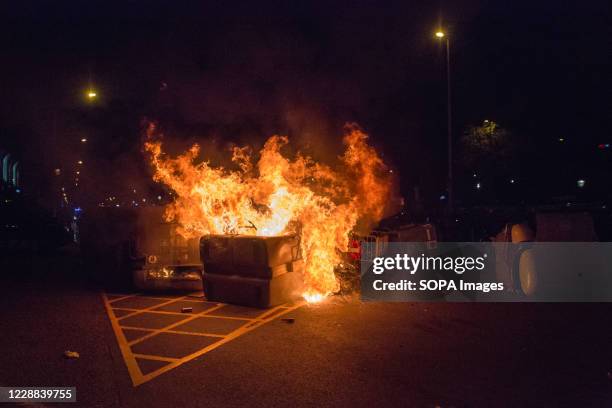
[{"x1": 0, "y1": 149, "x2": 20, "y2": 188}]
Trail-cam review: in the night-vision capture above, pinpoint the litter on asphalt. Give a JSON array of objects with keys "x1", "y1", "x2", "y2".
[{"x1": 64, "y1": 350, "x2": 80, "y2": 359}]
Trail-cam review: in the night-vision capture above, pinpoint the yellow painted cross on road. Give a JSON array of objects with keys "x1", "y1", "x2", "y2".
[{"x1": 102, "y1": 292, "x2": 303, "y2": 386}]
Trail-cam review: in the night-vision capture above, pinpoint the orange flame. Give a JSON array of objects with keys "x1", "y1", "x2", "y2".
[{"x1": 145, "y1": 123, "x2": 391, "y2": 299}]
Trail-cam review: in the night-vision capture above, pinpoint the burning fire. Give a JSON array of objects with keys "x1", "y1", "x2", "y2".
[{"x1": 145, "y1": 123, "x2": 391, "y2": 300}]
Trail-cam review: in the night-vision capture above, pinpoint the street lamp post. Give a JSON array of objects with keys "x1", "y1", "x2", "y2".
[{"x1": 436, "y1": 31, "x2": 453, "y2": 211}]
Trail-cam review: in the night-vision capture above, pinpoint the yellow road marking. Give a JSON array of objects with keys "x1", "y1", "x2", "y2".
[
  {"x1": 138, "y1": 301, "x2": 304, "y2": 385},
  {"x1": 200, "y1": 314, "x2": 259, "y2": 321},
  {"x1": 133, "y1": 354, "x2": 179, "y2": 363},
  {"x1": 108, "y1": 294, "x2": 139, "y2": 304},
  {"x1": 120, "y1": 326, "x2": 156, "y2": 332},
  {"x1": 112, "y1": 307, "x2": 199, "y2": 316},
  {"x1": 102, "y1": 292, "x2": 304, "y2": 386},
  {"x1": 127, "y1": 304, "x2": 226, "y2": 347},
  {"x1": 139, "y1": 297, "x2": 209, "y2": 304},
  {"x1": 166, "y1": 330, "x2": 225, "y2": 338},
  {"x1": 116, "y1": 295, "x2": 195, "y2": 321},
  {"x1": 122, "y1": 325, "x2": 232, "y2": 339},
  {"x1": 102, "y1": 293, "x2": 143, "y2": 385}
]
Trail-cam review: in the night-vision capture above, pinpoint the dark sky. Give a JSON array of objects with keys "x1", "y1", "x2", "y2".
[{"x1": 0, "y1": 0, "x2": 610, "y2": 205}]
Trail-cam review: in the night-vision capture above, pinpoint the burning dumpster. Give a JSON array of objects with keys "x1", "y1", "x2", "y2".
[
  {"x1": 200, "y1": 234, "x2": 304, "y2": 308},
  {"x1": 132, "y1": 207, "x2": 202, "y2": 292},
  {"x1": 145, "y1": 124, "x2": 395, "y2": 303}
]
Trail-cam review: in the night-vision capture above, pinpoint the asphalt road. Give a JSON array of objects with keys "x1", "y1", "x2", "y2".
[{"x1": 0, "y1": 254, "x2": 611, "y2": 407}]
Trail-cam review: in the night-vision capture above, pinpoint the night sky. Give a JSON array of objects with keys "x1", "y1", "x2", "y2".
[{"x1": 0, "y1": 0, "x2": 610, "y2": 207}]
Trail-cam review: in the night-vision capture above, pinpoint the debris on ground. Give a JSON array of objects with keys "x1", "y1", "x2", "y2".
[
  {"x1": 64, "y1": 350, "x2": 80, "y2": 359},
  {"x1": 181, "y1": 307, "x2": 193, "y2": 313},
  {"x1": 281, "y1": 318, "x2": 295, "y2": 324},
  {"x1": 334, "y1": 263, "x2": 360, "y2": 295}
]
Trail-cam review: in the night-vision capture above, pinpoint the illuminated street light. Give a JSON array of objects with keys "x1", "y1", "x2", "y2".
[
  {"x1": 435, "y1": 28, "x2": 453, "y2": 210},
  {"x1": 77, "y1": 160, "x2": 83, "y2": 165},
  {"x1": 81, "y1": 138, "x2": 87, "y2": 143},
  {"x1": 87, "y1": 90, "x2": 97, "y2": 99}
]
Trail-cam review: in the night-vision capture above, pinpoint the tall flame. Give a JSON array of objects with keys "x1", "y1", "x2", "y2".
[{"x1": 145, "y1": 123, "x2": 391, "y2": 299}]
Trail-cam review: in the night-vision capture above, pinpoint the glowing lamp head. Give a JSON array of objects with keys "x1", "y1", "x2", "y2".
[
  {"x1": 87, "y1": 91, "x2": 97, "y2": 99},
  {"x1": 435, "y1": 31, "x2": 445, "y2": 38}
]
